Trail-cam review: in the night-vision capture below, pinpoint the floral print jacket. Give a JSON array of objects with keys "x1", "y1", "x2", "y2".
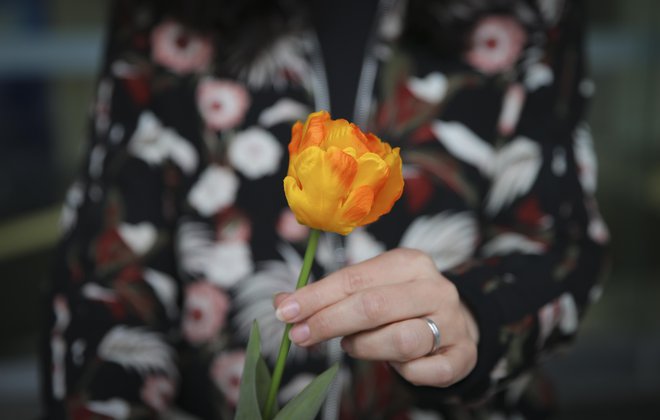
[{"x1": 43, "y1": 0, "x2": 608, "y2": 418}]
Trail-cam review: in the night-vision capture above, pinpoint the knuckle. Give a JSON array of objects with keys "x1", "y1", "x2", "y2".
[
  {"x1": 433, "y1": 361, "x2": 455, "y2": 388},
  {"x1": 342, "y1": 268, "x2": 370, "y2": 295},
  {"x1": 360, "y1": 291, "x2": 387, "y2": 322},
  {"x1": 392, "y1": 327, "x2": 421, "y2": 360},
  {"x1": 311, "y1": 313, "x2": 332, "y2": 340},
  {"x1": 410, "y1": 250, "x2": 437, "y2": 275},
  {"x1": 442, "y1": 280, "x2": 460, "y2": 305}
]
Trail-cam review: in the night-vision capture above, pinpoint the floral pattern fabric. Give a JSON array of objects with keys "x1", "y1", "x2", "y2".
[{"x1": 43, "y1": 0, "x2": 608, "y2": 419}]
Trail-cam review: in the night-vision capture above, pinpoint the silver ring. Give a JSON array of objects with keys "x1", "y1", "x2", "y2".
[{"x1": 423, "y1": 317, "x2": 441, "y2": 355}]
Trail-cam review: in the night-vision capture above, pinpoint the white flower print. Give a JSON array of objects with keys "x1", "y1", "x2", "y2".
[
  {"x1": 228, "y1": 127, "x2": 283, "y2": 179},
  {"x1": 210, "y1": 351, "x2": 245, "y2": 406},
  {"x1": 524, "y1": 62, "x2": 554, "y2": 91},
  {"x1": 407, "y1": 72, "x2": 448, "y2": 105},
  {"x1": 205, "y1": 241, "x2": 254, "y2": 288},
  {"x1": 141, "y1": 375, "x2": 176, "y2": 413},
  {"x1": 197, "y1": 78, "x2": 250, "y2": 131},
  {"x1": 177, "y1": 219, "x2": 253, "y2": 288},
  {"x1": 117, "y1": 222, "x2": 157, "y2": 256},
  {"x1": 187, "y1": 165, "x2": 239, "y2": 217},
  {"x1": 481, "y1": 233, "x2": 546, "y2": 257},
  {"x1": 431, "y1": 120, "x2": 495, "y2": 176},
  {"x1": 128, "y1": 111, "x2": 198, "y2": 174},
  {"x1": 465, "y1": 16, "x2": 527, "y2": 75},
  {"x1": 485, "y1": 136, "x2": 542, "y2": 215},
  {"x1": 345, "y1": 228, "x2": 385, "y2": 265},
  {"x1": 86, "y1": 399, "x2": 130, "y2": 419},
  {"x1": 182, "y1": 281, "x2": 230, "y2": 345},
  {"x1": 258, "y1": 98, "x2": 310, "y2": 128},
  {"x1": 97, "y1": 326, "x2": 176, "y2": 378},
  {"x1": 151, "y1": 20, "x2": 213, "y2": 74},
  {"x1": 399, "y1": 212, "x2": 478, "y2": 271}
]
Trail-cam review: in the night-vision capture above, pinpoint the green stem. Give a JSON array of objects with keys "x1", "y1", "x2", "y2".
[{"x1": 263, "y1": 228, "x2": 321, "y2": 420}]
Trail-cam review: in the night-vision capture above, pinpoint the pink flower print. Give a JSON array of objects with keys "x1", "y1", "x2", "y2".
[
  {"x1": 182, "y1": 282, "x2": 230, "y2": 345},
  {"x1": 465, "y1": 16, "x2": 527, "y2": 75},
  {"x1": 151, "y1": 20, "x2": 213, "y2": 74},
  {"x1": 210, "y1": 351, "x2": 246, "y2": 406},
  {"x1": 141, "y1": 375, "x2": 176, "y2": 413},
  {"x1": 276, "y1": 209, "x2": 309, "y2": 243},
  {"x1": 197, "y1": 78, "x2": 250, "y2": 131}
]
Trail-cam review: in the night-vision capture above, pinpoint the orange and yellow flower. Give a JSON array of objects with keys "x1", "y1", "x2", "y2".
[{"x1": 283, "y1": 111, "x2": 404, "y2": 235}]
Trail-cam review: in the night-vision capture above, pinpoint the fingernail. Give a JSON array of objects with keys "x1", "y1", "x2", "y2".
[
  {"x1": 275, "y1": 300, "x2": 300, "y2": 322},
  {"x1": 289, "y1": 323, "x2": 310, "y2": 343}
]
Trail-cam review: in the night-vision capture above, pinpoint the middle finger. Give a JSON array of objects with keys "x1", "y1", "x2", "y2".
[{"x1": 289, "y1": 279, "x2": 438, "y2": 346}]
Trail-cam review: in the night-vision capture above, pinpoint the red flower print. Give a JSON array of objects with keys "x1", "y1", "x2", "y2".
[
  {"x1": 182, "y1": 281, "x2": 230, "y2": 345},
  {"x1": 151, "y1": 20, "x2": 213, "y2": 74},
  {"x1": 141, "y1": 375, "x2": 176, "y2": 413},
  {"x1": 465, "y1": 16, "x2": 527, "y2": 75},
  {"x1": 210, "y1": 351, "x2": 246, "y2": 406},
  {"x1": 197, "y1": 78, "x2": 250, "y2": 131}
]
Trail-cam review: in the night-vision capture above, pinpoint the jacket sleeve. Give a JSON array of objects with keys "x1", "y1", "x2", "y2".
[{"x1": 436, "y1": 0, "x2": 608, "y2": 402}]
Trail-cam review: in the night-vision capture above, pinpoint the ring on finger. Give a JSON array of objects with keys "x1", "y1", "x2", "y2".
[{"x1": 422, "y1": 317, "x2": 441, "y2": 356}]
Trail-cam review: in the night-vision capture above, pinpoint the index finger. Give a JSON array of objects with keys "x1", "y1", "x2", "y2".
[{"x1": 275, "y1": 248, "x2": 435, "y2": 323}]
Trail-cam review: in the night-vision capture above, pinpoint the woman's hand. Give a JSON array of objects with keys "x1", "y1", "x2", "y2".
[{"x1": 274, "y1": 248, "x2": 479, "y2": 388}]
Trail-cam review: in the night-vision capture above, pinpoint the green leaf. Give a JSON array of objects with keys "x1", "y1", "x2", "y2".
[
  {"x1": 256, "y1": 353, "x2": 278, "y2": 416},
  {"x1": 235, "y1": 320, "x2": 266, "y2": 420},
  {"x1": 273, "y1": 363, "x2": 339, "y2": 420}
]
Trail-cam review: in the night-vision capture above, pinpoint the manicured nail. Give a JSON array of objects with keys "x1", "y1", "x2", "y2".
[
  {"x1": 289, "y1": 323, "x2": 310, "y2": 343},
  {"x1": 275, "y1": 300, "x2": 300, "y2": 322}
]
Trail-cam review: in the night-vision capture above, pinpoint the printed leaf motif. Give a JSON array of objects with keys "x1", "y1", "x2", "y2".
[
  {"x1": 233, "y1": 245, "x2": 308, "y2": 363},
  {"x1": 485, "y1": 136, "x2": 542, "y2": 215},
  {"x1": 399, "y1": 212, "x2": 477, "y2": 271},
  {"x1": 97, "y1": 326, "x2": 176, "y2": 378},
  {"x1": 481, "y1": 233, "x2": 546, "y2": 257},
  {"x1": 258, "y1": 98, "x2": 310, "y2": 128},
  {"x1": 431, "y1": 121, "x2": 495, "y2": 176}
]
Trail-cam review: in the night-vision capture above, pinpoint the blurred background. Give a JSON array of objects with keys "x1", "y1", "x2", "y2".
[{"x1": 0, "y1": 0, "x2": 658, "y2": 418}]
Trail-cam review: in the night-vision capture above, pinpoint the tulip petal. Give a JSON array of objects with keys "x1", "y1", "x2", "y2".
[
  {"x1": 352, "y1": 152, "x2": 389, "y2": 193},
  {"x1": 288, "y1": 121, "x2": 303, "y2": 156},
  {"x1": 362, "y1": 147, "x2": 404, "y2": 224},
  {"x1": 301, "y1": 111, "x2": 328, "y2": 150},
  {"x1": 285, "y1": 146, "x2": 358, "y2": 231},
  {"x1": 324, "y1": 120, "x2": 370, "y2": 155},
  {"x1": 338, "y1": 186, "x2": 375, "y2": 235}
]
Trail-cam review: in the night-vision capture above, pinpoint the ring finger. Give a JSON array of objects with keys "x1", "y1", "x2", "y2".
[
  {"x1": 289, "y1": 279, "x2": 438, "y2": 346},
  {"x1": 340, "y1": 315, "x2": 453, "y2": 363}
]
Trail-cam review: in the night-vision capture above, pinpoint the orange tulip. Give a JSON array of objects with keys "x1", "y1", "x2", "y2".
[{"x1": 283, "y1": 111, "x2": 404, "y2": 235}]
